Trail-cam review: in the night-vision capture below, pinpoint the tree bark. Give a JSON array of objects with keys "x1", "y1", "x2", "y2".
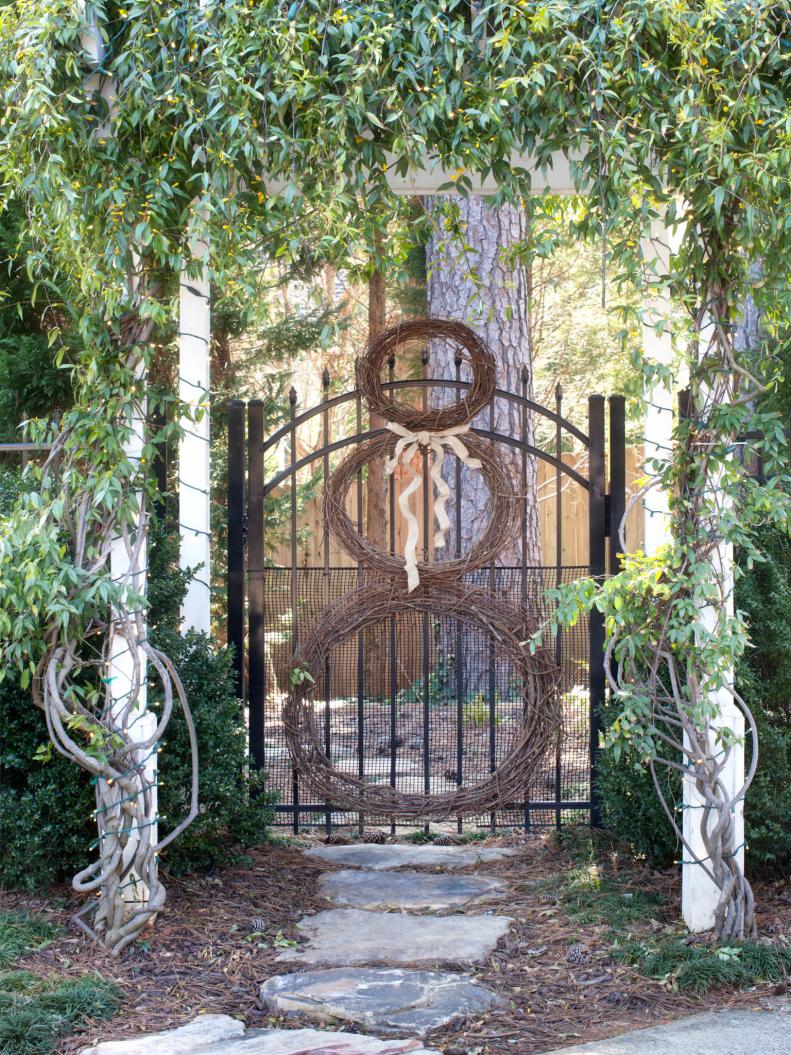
[
  {"x1": 365, "y1": 249, "x2": 388, "y2": 698},
  {"x1": 366, "y1": 257, "x2": 387, "y2": 552},
  {"x1": 426, "y1": 195, "x2": 541, "y2": 568}
]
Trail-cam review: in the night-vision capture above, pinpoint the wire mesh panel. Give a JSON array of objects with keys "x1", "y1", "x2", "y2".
[{"x1": 260, "y1": 566, "x2": 590, "y2": 830}]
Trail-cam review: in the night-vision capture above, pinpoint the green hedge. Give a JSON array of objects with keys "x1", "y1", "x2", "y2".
[{"x1": 0, "y1": 499, "x2": 275, "y2": 891}]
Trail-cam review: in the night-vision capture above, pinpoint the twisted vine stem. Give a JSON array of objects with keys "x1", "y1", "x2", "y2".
[{"x1": 29, "y1": 314, "x2": 199, "y2": 957}]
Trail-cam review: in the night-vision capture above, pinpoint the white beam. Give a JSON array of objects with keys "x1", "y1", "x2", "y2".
[
  {"x1": 109, "y1": 376, "x2": 156, "y2": 893},
  {"x1": 640, "y1": 219, "x2": 744, "y2": 932},
  {"x1": 385, "y1": 148, "x2": 586, "y2": 196},
  {"x1": 178, "y1": 237, "x2": 212, "y2": 634},
  {"x1": 263, "y1": 149, "x2": 589, "y2": 198}
]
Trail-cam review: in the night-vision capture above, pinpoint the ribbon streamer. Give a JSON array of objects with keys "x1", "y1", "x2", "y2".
[{"x1": 385, "y1": 421, "x2": 482, "y2": 591}]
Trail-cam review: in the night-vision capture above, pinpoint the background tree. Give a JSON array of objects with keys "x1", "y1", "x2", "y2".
[{"x1": 427, "y1": 196, "x2": 541, "y2": 566}]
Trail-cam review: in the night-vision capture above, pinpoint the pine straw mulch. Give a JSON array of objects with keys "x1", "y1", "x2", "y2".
[{"x1": 3, "y1": 832, "x2": 791, "y2": 1055}]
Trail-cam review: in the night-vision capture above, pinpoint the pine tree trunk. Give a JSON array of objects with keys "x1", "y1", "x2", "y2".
[
  {"x1": 426, "y1": 196, "x2": 541, "y2": 568},
  {"x1": 366, "y1": 260, "x2": 387, "y2": 553},
  {"x1": 365, "y1": 253, "x2": 388, "y2": 698}
]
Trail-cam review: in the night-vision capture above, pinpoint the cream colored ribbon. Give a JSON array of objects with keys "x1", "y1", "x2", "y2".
[{"x1": 385, "y1": 421, "x2": 482, "y2": 592}]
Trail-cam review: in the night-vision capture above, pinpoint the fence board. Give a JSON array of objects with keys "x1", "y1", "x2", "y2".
[{"x1": 266, "y1": 446, "x2": 644, "y2": 569}]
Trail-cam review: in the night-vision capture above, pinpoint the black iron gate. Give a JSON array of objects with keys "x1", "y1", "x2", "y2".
[{"x1": 227, "y1": 373, "x2": 625, "y2": 832}]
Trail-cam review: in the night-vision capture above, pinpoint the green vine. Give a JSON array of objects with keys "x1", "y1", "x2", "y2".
[{"x1": 0, "y1": 1, "x2": 788, "y2": 948}]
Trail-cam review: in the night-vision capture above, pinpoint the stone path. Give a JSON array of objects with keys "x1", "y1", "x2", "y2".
[
  {"x1": 81, "y1": 1017, "x2": 442, "y2": 1054},
  {"x1": 304, "y1": 842, "x2": 515, "y2": 870},
  {"x1": 83, "y1": 843, "x2": 511, "y2": 1054},
  {"x1": 318, "y1": 867, "x2": 506, "y2": 910},
  {"x1": 80, "y1": 843, "x2": 791, "y2": 1054},
  {"x1": 279, "y1": 907, "x2": 512, "y2": 966}
]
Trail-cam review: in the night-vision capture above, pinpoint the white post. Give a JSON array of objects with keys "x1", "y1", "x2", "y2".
[
  {"x1": 178, "y1": 235, "x2": 211, "y2": 634},
  {"x1": 641, "y1": 220, "x2": 743, "y2": 932},
  {"x1": 109, "y1": 375, "x2": 157, "y2": 892},
  {"x1": 82, "y1": 1, "x2": 157, "y2": 901},
  {"x1": 640, "y1": 218, "x2": 677, "y2": 556},
  {"x1": 681, "y1": 317, "x2": 744, "y2": 932}
]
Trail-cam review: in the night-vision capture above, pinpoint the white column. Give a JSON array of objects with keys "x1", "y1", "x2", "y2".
[
  {"x1": 82, "y1": 0, "x2": 157, "y2": 897},
  {"x1": 681, "y1": 318, "x2": 744, "y2": 932},
  {"x1": 640, "y1": 218, "x2": 677, "y2": 556},
  {"x1": 178, "y1": 238, "x2": 211, "y2": 634},
  {"x1": 641, "y1": 221, "x2": 743, "y2": 931},
  {"x1": 109, "y1": 378, "x2": 157, "y2": 889}
]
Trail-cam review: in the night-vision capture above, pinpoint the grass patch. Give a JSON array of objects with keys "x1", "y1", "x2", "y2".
[
  {"x1": 559, "y1": 865, "x2": 665, "y2": 926},
  {"x1": 0, "y1": 914, "x2": 59, "y2": 969},
  {"x1": 546, "y1": 827, "x2": 666, "y2": 927},
  {"x1": 612, "y1": 936, "x2": 791, "y2": 993},
  {"x1": 0, "y1": 914, "x2": 121, "y2": 1055}
]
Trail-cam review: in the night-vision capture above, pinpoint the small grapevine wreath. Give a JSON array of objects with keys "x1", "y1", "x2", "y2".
[
  {"x1": 325, "y1": 430, "x2": 521, "y2": 591},
  {"x1": 283, "y1": 583, "x2": 561, "y2": 818},
  {"x1": 357, "y1": 318, "x2": 496, "y2": 431}
]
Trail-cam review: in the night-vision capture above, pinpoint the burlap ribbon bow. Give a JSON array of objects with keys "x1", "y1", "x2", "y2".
[{"x1": 385, "y1": 421, "x2": 482, "y2": 591}]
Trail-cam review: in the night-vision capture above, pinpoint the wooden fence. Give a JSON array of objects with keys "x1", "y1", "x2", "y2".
[{"x1": 266, "y1": 446, "x2": 645, "y2": 569}]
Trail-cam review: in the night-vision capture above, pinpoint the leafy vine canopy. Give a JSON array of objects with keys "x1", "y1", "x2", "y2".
[{"x1": 0, "y1": 1, "x2": 788, "y2": 304}]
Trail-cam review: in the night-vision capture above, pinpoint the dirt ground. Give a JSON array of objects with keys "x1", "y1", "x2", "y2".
[{"x1": 4, "y1": 833, "x2": 791, "y2": 1055}]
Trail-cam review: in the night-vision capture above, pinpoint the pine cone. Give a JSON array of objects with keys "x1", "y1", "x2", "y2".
[
  {"x1": 433, "y1": 833, "x2": 462, "y2": 846},
  {"x1": 249, "y1": 917, "x2": 266, "y2": 934},
  {"x1": 323, "y1": 833, "x2": 352, "y2": 845},
  {"x1": 566, "y1": 942, "x2": 592, "y2": 965},
  {"x1": 360, "y1": 829, "x2": 387, "y2": 844}
]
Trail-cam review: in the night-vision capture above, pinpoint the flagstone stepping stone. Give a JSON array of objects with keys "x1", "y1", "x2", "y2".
[
  {"x1": 83, "y1": 1019, "x2": 441, "y2": 1055},
  {"x1": 260, "y1": 966, "x2": 504, "y2": 1036},
  {"x1": 80, "y1": 1014, "x2": 245, "y2": 1054},
  {"x1": 319, "y1": 868, "x2": 506, "y2": 910},
  {"x1": 278, "y1": 908, "x2": 513, "y2": 966},
  {"x1": 201, "y1": 1029, "x2": 441, "y2": 1054},
  {"x1": 304, "y1": 843, "x2": 515, "y2": 871}
]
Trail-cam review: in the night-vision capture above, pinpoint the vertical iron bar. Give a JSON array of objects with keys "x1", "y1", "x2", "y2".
[
  {"x1": 322, "y1": 369, "x2": 332, "y2": 834},
  {"x1": 227, "y1": 400, "x2": 246, "y2": 703},
  {"x1": 554, "y1": 383, "x2": 563, "y2": 829},
  {"x1": 454, "y1": 351, "x2": 464, "y2": 834},
  {"x1": 488, "y1": 389, "x2": 496, "y2": 833},
  {"x1": 247, "y1": 401, "x2": 265, "y2": 771},
  {"x1": 520, "y1": 366, "x2": 530, "y2": 831},
  {"x1": 388, "y1": 355, "x2": 397, "y2": 835},
  {"x1": 609, "y1": 395, "x2": 626, "y2": 575},
  {"x1": 588, "y1": 395, "x2": 606, "y2": 829},
  {"x1": 356, "y1": 383, "x2": 365, "y2": 832},
  {"x1": 289, "y1": 386, "x2": 300, "y2": 833},
  {"x1": 421, "y1": 348, "x2": 430, "y2": 833}
]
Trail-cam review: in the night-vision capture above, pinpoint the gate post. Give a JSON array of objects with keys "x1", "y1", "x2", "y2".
[
  {"x1": 227, "y1": 401, "x2": 246, "y2": 702},
  {"x1": 588, "y1": 396, "x2": 606, "y2": 828},
  {"x1": 608, "y1": 396, "x2": 626, "y2": 575},
  {"x1": 247, "y1": 401, "x2": 266, "y2": 770}
]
